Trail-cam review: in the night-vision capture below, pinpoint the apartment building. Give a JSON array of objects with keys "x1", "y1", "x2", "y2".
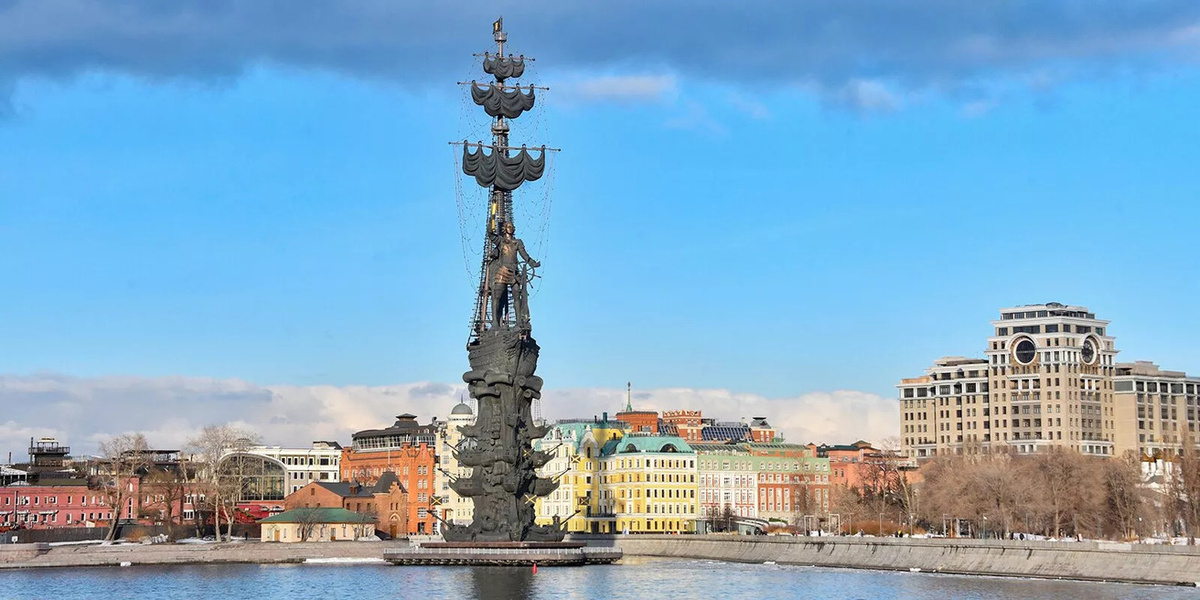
[
  {"x1": 1113, "y1": 361, "x2": 1200, "y2": 459},
  {"x1": 900, "y1": 303, "x2": 1122, "y2": 459}
]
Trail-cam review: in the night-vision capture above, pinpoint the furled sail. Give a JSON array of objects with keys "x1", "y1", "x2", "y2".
[
  {"x1": 483, "y1": 53, "x2": 526, "y2": 80},
  {"x1": 462, "y1": 143, "x2": 546, "y2": 191},
  {"x1": 471, "y1": 82, "x2": 536, "y2": 119}
]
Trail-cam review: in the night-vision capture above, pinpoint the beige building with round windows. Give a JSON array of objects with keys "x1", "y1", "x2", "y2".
[{"x1": 897, "y1": 302, "x2": 1186, "y2": 461}]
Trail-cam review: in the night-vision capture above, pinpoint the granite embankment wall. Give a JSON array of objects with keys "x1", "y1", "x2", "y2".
[
  {"x1": 606, "y1": 535, "x2": 1200, "y2": 586},
  {"x1": 0, "y1": 541, "x2": 403, "y2": 569}
]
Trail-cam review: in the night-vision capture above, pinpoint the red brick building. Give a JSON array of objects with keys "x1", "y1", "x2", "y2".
[
  {"x1": 615, "y1": 409, "x2": 659, "y2": 434},
  {"x1": 615, "y1": 384, "x2": 659, "y2": 433},
  {"x1": 339, "y1": 414, "x2": 438, "y2": 535},
  {"x1": 285, "y1": 473, "x2": 409, "y2": 538},
  {"x1": 0, "y1": 482, "x2": 113, "y2": 530},
  {"x1": 811, "y1": 441, "x2": 878, "y2": 489},
  {"x1": 661, "y1": 410, "x2": 704, "y2": 442},
  {"x1": 747, "y1": 443, "x2": 829, "y2": 519}
]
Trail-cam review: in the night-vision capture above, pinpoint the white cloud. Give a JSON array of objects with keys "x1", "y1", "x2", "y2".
[
  {"x1": 0, "y1": 420, "x2": 67, "y2": 464},
  {"x1": 558, "y1": 74, "x2": 678, "y2": 104},
  {"x1": 541, "y1": 387, "x2": 897, "y2": 446},
  {"x1": 728, "y1": 92, "x2": 772, "y2": 120},
  {"x1": 835, "y1": 78, "x2": 902, "y2": 113},
  {"x1": 961, "y1": 99, "x2": 998, "y2": 118},
  {"x1": 0, "y1": 373, "x2": 897, "y2": 461},
  {"x1": 663, "y1": 100, "x2": 727, "y2": 135}
]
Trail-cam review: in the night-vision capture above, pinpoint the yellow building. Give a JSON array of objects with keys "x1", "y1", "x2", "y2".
[
  {"x1": 600, "y1": 435, "x2": 698, "y2": 534},
  {"x1": 534, "y1": 414, "x2": 697, "y2": 534},
  {"x1": 533, "y1": 417, "x2": 625, "y2": 533}
]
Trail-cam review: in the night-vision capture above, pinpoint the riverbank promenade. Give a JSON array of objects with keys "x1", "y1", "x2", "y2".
[
  {"x1": 0, "y1": 540, "x2": 400, "y2": 569},
  {"x1": 594, "y1": 534, "x2": 1200, "y2": 587},
  {"x1": 5, "y1": 535, "x2": 1200, "y2": 587}
]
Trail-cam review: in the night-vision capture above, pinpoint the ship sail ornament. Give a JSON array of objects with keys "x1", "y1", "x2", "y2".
[{"x1": 443, "y1": 18, "x2": 564, "y2": 543}]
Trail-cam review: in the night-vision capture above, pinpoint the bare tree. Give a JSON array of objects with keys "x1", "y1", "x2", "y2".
[
  {"x1": 352, "y1": 508, "x2": 378, "y2": 539},
  {"x1": 789, "y1": 479, "x2": 813, "y2": 531},
  {"x1": 850, "y1": 438, "x2": 915, "y2": 534},
  {"x1": 185, "y1": 424, "x2": 260, "y2": 542},
  {"x1": 1026, "y1": 448, "x2": 1097, "y2": 538},
  {"x1": 295, "y1": 508, "x2": 322, "y2": 542},
  {"x1": 1167, "y1": 426, "x2": 1200, "y2": 544},
  {"x1": 828, "y1": 483, "x2": 872, "y2": 533},
  {"x1": 143, "y1": 466, "x2": 188, "y2": 534},
  {"x1": 916, "y1": 447, "x2": 1137, "y2": 540},
  {"x1": 1102, "y1": 451, "x2": 1145, "y2": 541},
  {"x1": 719, "y1": 504, "x2": 736, "y2": 533},
  {"x1": 96, "y1": 433, "x2": 151, "y2": 542}
]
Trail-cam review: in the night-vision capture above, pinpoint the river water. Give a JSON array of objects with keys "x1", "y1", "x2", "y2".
[{"x1": 2, "y1": 557, "x2": 1195, "y2": 600}]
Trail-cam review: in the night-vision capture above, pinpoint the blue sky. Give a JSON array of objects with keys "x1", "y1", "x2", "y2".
[{"x1": 1, "y1": 2, "x2": 1199, "y2": 454}]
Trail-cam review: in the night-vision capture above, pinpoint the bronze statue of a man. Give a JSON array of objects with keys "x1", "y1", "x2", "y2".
[{"x1": 488, "y1": 221, "x2": 539, "y2": 328}]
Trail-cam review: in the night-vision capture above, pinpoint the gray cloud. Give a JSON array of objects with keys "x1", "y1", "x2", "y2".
[
  {"x1": 0, "y1": 1, "x2": 1198, "y2": 112},
  {"x1": 0, "y1": 373, "x2": 897, "y2": 461}
]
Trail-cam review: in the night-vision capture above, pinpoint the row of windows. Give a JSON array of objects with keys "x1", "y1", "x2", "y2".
[
  {"x1": 999, "y1": 309, "x2": 1095, "y2": 319},
  {"x1": 277, "y1": 456, "x2": 335, "y2": 467},
  {"x1": 1122, "y1": 381, "x2": 1199, "y2": 394},
  {"x1": 933, "y1": 370, "x2": 984, "y2": 381},
  {"x1": 903, "y1": 384, "x2": 991, "y2": 398},
  {"x1": 608, "y1": 458, "x2": 696, "y2": 470},
  {"x1": 353, "y1": 434, "x2": 436, "y2": 450},
  {"x1": 997, "y1": 324, "x2": 1103, "y2": 335},
  {"x1": 0, "y1": 511, "x2": 112, "y2": 525},
  {"x1": 1, "y1": 495, "x2": 105, "y2": 506}
]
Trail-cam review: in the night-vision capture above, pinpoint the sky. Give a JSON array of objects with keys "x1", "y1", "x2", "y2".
[{"x1": 2, "y1": 1, "x2": 1199, "y2": 459}]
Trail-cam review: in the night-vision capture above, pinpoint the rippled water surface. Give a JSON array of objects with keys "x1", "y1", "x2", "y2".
[{"x1": 2, "y1": 557, "x2": 1196, "y2": 600}]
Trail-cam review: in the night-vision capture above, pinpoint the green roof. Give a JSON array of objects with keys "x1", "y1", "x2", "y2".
[
  {"x1": 536, "y1": 422, "x2": 594, "y2": 452},
  {"x1": 259, "y1": 507, "x2": 369, "y2": 524},
  {"x1": 604, "y1": 435, "x2": 693, "y2": 456}
]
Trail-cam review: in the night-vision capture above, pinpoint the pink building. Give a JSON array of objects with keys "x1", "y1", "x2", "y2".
[{"x1": 0, "y1": 482, "x2": 114, "y2": 530}]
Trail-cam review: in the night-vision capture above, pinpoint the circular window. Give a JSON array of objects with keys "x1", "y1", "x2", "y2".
[
  {"x1": 1013, "y1": 338, "x2": 1037, "y2": 365},
  {"x1": 1082, "y1": 338, "x2": 1097, "y2": 365}
]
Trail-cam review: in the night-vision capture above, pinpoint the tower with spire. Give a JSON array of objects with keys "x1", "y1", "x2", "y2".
[{"x1": 615, "y1": 382, "x2": 659, "y2": 434}]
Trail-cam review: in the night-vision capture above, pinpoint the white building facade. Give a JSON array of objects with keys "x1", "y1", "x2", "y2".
[{"x1": 246, "y1": 441, "x2": 342, "y2": 494}]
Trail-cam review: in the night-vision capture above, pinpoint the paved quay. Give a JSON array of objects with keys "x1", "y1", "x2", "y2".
[
  {"x1": 0, "y1": 540, "x2": 405, "y2": 569},
  {"x1": 597, "y1": 534, "x2": 1200, "y2": 587},
  {"x1": 9, "y1": 534, "x2": 1200, "y2": 587}
]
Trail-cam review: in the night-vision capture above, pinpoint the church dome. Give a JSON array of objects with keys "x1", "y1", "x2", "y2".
[{"x1": 451, "y1": 401, "x2": 474, "y2": 416}]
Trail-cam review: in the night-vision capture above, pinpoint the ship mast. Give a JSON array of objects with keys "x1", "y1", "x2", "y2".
[
  {"x1": 459, "y1": 17, "x2": 553, "y2": 341},
  {"x1": 480, "y1": 19, "x2": 512, "y2": 335}
]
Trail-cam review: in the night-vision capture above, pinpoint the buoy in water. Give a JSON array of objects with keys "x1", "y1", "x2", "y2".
[{"x1": 532, "y1": 562, "x2": 538, "y2": 574}]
